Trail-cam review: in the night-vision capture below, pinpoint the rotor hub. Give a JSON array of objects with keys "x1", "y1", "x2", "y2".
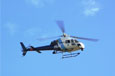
[{"x1": 63, "y1": 33, "x2": 69, "y2": 37}]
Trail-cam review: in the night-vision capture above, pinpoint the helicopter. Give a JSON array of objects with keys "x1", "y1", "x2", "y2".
[{"x1": 20, "y1": 21, "x2": 98, "y2": 58}]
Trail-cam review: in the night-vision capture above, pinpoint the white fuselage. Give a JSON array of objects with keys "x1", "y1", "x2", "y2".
[{"x1": 57, "y1": 37, "x2": 85, "y2": 52}]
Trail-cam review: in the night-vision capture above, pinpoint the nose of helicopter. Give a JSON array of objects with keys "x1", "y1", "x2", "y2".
[{"x1": 78, "y1": 42, "x2": 85, "y2": 51}]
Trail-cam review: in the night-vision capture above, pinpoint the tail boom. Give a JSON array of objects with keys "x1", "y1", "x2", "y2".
[{"x1": 20, "y1": 42, "x2": 40, "y2": 56}]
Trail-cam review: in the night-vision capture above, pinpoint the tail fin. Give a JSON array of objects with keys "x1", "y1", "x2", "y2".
[{"x1": 20, "y1": 42, "x2": 28, "y2": 56}]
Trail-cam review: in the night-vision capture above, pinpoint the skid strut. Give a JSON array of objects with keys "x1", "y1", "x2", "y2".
[{"x1": 62, "y1": 52, "x2": 80, "y2": 59}]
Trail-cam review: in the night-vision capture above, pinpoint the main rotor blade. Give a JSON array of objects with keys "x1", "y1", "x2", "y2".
[
  {"x1": 56, "y1": 20, "x2": 65, "y2": 33},
  {"x1": 71, "y1": 36, "x2": 99, "y2": 42},
  {"x1": 37, "y1": 35, "x2": 62, "y2": 41}
]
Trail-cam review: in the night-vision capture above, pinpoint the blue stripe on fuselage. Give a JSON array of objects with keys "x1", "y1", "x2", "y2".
[{"x1": 58, "y1": 39, "x2": 66, "y2": 51}]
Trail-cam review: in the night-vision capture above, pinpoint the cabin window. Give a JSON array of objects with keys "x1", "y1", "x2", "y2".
[
  {"x1": 75, "y1": 40, "x2": 78, "y2": 43},
  {"x1": 71, "y1": 39, "x2": 74, "y2": 43},
  {"x1": 65, "y1": 40, "x2": 70, "y2": 43}
]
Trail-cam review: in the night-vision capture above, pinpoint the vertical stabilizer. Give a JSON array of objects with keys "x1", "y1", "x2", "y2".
[{"x1": 20, "y1": 42, "x2": 27, "y2": 56}]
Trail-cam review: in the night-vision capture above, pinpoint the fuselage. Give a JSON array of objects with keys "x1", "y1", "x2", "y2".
[{"x1": 52, "y1": 37, "x2": 85, "y2": 52}]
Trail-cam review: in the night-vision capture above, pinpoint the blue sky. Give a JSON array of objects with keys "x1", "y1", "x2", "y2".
[{"x1": 1, "y1": 0, "x2": 115, "y2": 76}]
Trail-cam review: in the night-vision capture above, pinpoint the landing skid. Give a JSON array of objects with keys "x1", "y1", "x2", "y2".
[
  {"x1": 62, "y1": 52, "x2": 80, "y2": 59},
  {"x1": 52, "y1": 51, "x2": 81, "y2": 59}
]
